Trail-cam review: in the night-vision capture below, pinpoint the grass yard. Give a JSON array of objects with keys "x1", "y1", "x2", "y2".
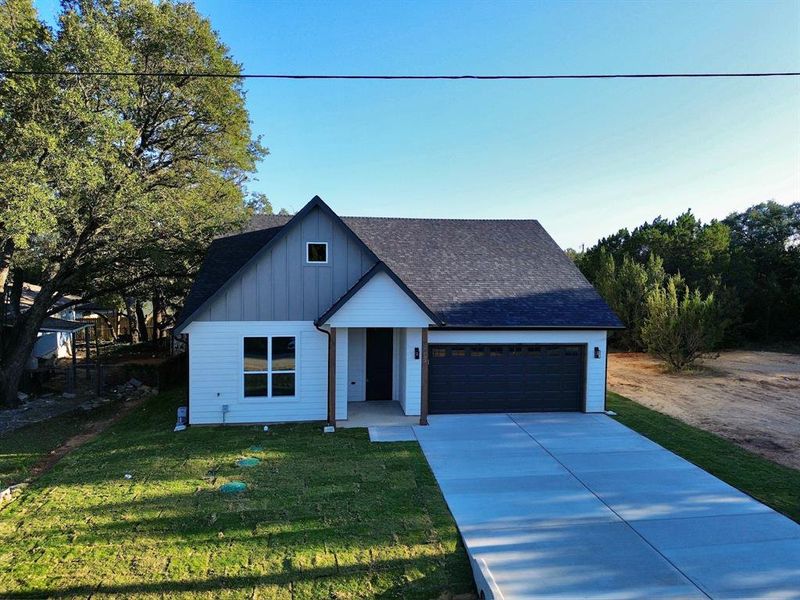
[
  {"x1": 0, "y1": 402, "x2": 120, "y2": 489},
  {"x1": 608, "y1": 391, "x2": 800, "y2": 523},
  {"x1": 0, "y1": 390, "x2": 474, "y2": 599}
]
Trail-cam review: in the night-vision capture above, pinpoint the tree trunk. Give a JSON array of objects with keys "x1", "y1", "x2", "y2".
[
  {"x1": 98, "y1": 312, "x2": 117, "y2": 342},
  {"x1": 125, "y1": 297, "x2": 138, "y2": 342},
  {"x1": 0, "y1": 290, "x2": 54, "y2": 408},
  {"x1": 0, "y1": 238, "x2": 14, "y2": 295},
  {"x1": 8, "y1": 268, "x2": 23, "y2": 317},
  {"x1": 135, "y1": 300, "x2": 149, "y2": 343},
  {"x1": 0, "y1": 348, "x2": 31, "y2": 408},
  {"x1": 152, "y1": 290, "x2": 161, "y2": 340}
]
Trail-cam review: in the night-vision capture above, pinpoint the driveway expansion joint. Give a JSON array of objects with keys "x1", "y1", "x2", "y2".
[
  {"x1": 415, "y1": 412, "x2": 800, "y2": 599},
  {"x1": 506, "y1": 412, "x2": 714, "y2": 600}
]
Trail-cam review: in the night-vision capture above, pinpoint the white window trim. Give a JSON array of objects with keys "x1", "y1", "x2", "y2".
[
  {"x1": 242, "y1": 335, "x2": 297, "y2": 400},
  {"x1": 306, "y1": 241, "x2": 329, "y2": 264}
]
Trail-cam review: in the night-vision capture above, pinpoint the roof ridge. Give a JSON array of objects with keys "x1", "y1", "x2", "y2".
[
  {"x1": 177, "y1": 195, "x2": 622, "y2": 332},
  {"x1": 218, "y1": 223, "x2": 285, "y2": 240},
  {"x1": 342, "y1": 215, "x2": 541, "y2": 223}
]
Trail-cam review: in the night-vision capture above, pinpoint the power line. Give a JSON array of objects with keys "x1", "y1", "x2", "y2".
[{"x1": 1, "y1": 70, "x2": 799, "y2": 80}]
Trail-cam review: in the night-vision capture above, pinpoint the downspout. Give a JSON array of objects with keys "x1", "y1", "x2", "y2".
[
  {"x1": 315, "y1": 322, "x2": 336, "y2": 428},
  {"x1": 185, "y1": 333, "x2": 190, "y2": 425}
]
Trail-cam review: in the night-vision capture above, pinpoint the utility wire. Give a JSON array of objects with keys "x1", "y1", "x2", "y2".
[{"x1": 1, "y1": 70, "x2": 799, "y2": 80}]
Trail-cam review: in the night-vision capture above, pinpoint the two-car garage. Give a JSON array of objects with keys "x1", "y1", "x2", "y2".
[{"x1": 426, "y1": 330, "x2": 608, "y2": 415}]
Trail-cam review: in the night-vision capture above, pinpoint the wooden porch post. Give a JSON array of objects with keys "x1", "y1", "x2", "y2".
[
  {"x1": 327, "y1": 328, "x2": 336, "y2": 427},
  {"x1": 420, "y1": 328, "x2": 429, "y2": 425}
]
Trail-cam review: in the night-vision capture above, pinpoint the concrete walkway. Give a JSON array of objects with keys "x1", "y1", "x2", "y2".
[{"x1": 413, "y1": 413, "x2": 800, "y2": 600}]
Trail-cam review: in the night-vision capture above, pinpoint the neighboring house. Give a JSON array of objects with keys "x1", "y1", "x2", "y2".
[
  {"x1": 19, "y1": 283, "x2": 88, "y2": 364},
  {"x1": 174, "y1": 196, "x2": 622, "y2": 426}
]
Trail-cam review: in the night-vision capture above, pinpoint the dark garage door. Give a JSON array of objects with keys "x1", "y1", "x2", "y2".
[{"x1": 429, "y1": 344, "x2": 585, "y2": 414}]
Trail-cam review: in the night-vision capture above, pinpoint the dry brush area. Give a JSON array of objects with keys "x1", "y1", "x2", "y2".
[{"x1": 608, "y1": 351, "x2": 800, "y2": 469}]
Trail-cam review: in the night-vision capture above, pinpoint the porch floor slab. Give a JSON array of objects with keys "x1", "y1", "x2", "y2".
[{"x1": 337, "y1": 401, "x2": 420, "y2": 428}]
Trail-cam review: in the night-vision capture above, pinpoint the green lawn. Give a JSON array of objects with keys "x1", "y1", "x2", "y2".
[
  {"x1": 0, "y1": 390, "x2": 474, "y2": 599},
  {"x1": 607, "y1": 391, "x2": 800, "y2": 523},
  {"x1": 0, "y1": 402, "x2": 120, "y2": 489}
]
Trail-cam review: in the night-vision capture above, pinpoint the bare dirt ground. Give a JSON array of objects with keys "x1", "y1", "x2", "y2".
[
  {"x1": 608, "y1": 351, "x2": 800, "y2": 470},
  {"x1": 24, "y1": 395, "x2": 146, "y2": 484}
]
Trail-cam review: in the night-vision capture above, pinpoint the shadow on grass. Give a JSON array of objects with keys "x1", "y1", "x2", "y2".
[
  {"x1": 2, "y1": 554, "x2": 472, "y2": 599},
  {"x1": 0, "y1": 389, "x2": 474, "y2": 599}
]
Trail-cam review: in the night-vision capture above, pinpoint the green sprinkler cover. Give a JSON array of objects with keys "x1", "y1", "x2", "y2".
[
  {"x1": 236, "y1": 457, "x2": 261, "y2": 467},
  {"x1": 219, "y1": 481, "x2": 247, "y2": 494}
]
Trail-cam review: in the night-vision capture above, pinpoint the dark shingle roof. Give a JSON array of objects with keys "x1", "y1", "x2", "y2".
[
  {"x1": 39, "y1": 316, "x2": 93, "y2": 333},
  {"x1": 177, "y1": 224, "x2": 287, "y2": 328},
  {"x1": 341, "y1": 217, "x2": 621, "y2": 328},
  {"x1": 177, "y1": 210, "x2": 622, "y2": 329}
]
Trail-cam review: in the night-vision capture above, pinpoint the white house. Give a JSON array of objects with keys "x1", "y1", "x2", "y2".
[
  {"x1": 19, "y1": 283, "x2": 88, "y2": 366},
  {"x1": 174, "y1": 196, "x2": 622, "y2": 426}
]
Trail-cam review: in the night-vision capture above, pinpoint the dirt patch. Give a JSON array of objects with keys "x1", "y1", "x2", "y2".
[
  {"x1": 608, "y1": 351, "x2": 800, "y2": 469},
  {"x1": 25, "y1": 396, "x2": 146, "y2": 482}
]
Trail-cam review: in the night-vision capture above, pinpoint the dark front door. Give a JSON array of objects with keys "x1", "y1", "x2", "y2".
[
  {"x1": 429, "y1": 344, "x2": 585, "y2": 414},
  {"x1": 366, "y1": 328, "x2": 393, "y2": 400}
]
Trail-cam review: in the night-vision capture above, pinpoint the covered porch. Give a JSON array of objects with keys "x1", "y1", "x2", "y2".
[
  {"x1": 331, "y1": 326, "x2": 428, "y2": 424},
  {"x1": 316, "y1": 264, "x2": 438, "y2": 427}
]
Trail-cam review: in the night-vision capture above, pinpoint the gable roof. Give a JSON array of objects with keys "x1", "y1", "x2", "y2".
[
  {"x1": 21, "y1": 283, "x2": 84, "y2": 311},
  {"x1": 316, "y1": 262, "x2": 441, "y2": 326},
  {"x1": 174, "y1": 196, "x2": 380, "y2": 332},
  {"x1": 341, "y1": 216, "x2": 622, "y2": 328},
  {"x1": 176, "y1": 196, "x2": 623, "y2": 331},
  {"x1": 175, "y1": 225, "x2": 286, "y2": 332}
]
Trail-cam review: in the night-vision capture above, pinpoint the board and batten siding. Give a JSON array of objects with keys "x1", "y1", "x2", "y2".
[
  {"x1": 186, "y1": 321, "x2": 328, "y2": 424},
  {"x1": 427, "y1": 329, "x2": 608, "y2": 413},
  {"x1": 196, "y1": 206, "x2": 376, "y2": 323}
]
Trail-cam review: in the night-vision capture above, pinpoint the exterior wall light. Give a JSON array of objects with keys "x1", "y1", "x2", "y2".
[{"x1": 594, "y1": 347, "x2": 601, "y2": 359}]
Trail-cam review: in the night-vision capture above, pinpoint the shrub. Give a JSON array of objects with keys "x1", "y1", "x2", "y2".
[
  {"x1": 592, "y1": 250, "x2": 665, "y2": 351},
  {"x1": 641, "y1": 275, "x2": 723, "y2": 370}
]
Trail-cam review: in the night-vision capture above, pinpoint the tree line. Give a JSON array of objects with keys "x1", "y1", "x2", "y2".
[
  {"x1": 569, "y1": 202, "x2": 800, "y2": 368},
  {"x1": 0, "y1": 0, "x2": 267, "y2": 407}
]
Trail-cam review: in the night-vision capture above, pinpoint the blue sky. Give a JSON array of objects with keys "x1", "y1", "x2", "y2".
[{"x1": 35, "y1": 0, "x2": 800, "y2": 249}]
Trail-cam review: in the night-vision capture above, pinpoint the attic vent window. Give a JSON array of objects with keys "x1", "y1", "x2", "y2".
[{"x1": 306, "y1": 242, "x2": 328, "y2": 264}]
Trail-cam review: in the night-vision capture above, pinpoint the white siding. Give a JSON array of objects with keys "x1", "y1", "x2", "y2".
[
  {"x1": 427, "y1": 329, "x2": 608, "y2": 413},
  {"x1": 335, "y1": 328, "x2": 348, "y2": 419},
  {"x1": 347, "y1": 328, "x2": 366, "y2": 401},
  {"x1": 403, "y1": 328, "x2": 422, "y2": 415},
  {"x1": 185, "y1": 321, "x2": 328, "y2": 424},
  {"x1": 397, "y1": 329, "x2": 408, "y2": 412},
  {"x1": 392, "y1": 328, "x2": 402, "y2": 400},
  {"x1": 324, "y1": 271, "x2": 434, "y2": 328}
]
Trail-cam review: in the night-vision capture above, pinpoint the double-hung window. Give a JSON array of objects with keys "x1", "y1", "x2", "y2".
[{"x1": 243, "y1": 336, "x2": 296, "y2": 398}]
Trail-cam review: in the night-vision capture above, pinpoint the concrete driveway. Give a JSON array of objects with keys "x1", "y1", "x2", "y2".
[{"x1": 413, "y1": 413, "x2": 800, "y2": 599}]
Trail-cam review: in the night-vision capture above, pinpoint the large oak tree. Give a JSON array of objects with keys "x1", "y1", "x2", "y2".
[{"x1": 0, "y1": 0, "x2": 266, "y2": 406}]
